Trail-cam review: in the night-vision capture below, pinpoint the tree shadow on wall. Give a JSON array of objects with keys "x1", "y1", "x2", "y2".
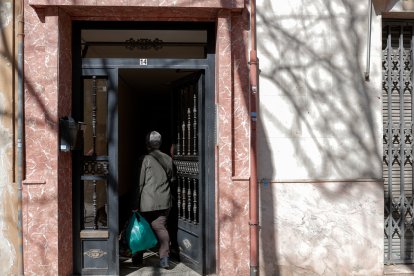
[
  {"x1": 257, "y1": 0, "x2": 386, "y2": 275},
  {"x1": 0, "y1": 5, "x2": 74, "y2": 275}
]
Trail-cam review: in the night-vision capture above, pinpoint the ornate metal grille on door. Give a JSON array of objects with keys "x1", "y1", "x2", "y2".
[
  {"x1": 174, "y1": 83, "x2": 199, "y2": 225},
  {"x1": 383, "y1": 22, "x2": 414, "y2": 264},
  {"x1": 171, "y1": 73, "x2": 204, "y2": 272}
]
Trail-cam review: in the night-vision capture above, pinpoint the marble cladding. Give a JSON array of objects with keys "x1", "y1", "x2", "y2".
[
  {"x1": 0, "y1": 1, "x2": 18, "y2": 275},
  {"x1": 23, "y1": 2, "x2": 251, "y2": 276},
  {"x1": 259, "y1": 180, "x2": 384, "y2": 275},
  {"x1": 24, "y1": 3, "x2": 73, "y2": 276},
  {"x1": 24, "y1": 3, "x2": 59, "y2": 275},
  {"x1": 231, "y1": 13, "x2": 250, "y2": 179},
  {"x1": 215, "y1": 10, "x2": 250, "y2": 276},
  {"x1": 57, "y1": 8, "x2": 73, "y2": 276},
  {"x1": 59, "y1": 6, "x2": 220, "y2": 21},
  {"x1": 28, "y1": 0, "x2": 244, "y2": 9}
]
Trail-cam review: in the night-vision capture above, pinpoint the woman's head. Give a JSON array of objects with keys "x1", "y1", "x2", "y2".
[{"x1": 146, "y1": 131, "x2": 162, "y2": 150}]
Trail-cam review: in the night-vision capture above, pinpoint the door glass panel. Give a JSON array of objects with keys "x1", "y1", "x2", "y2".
[
  {"x1": 83, "y1": 78, "x2": 108, "y2": 156},
  {"x1": 81, "y1": 76, "x2": 109, "y2": 230},
  {"x1": 83, "y1": 180, "x2": 108, "y2": 229}
]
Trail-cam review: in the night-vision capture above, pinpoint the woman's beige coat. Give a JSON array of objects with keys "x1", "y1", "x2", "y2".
[{"x1": 133, "y1": 150, "x2": 173, "y2": 212}]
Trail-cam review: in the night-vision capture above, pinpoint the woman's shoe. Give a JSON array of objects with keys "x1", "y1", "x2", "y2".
[{"x1": 160, "y1": 256, "x2": 169, "y2": 269}]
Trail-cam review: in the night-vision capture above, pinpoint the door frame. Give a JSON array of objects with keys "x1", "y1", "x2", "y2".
[{"x1": 73, "y1": 37, "x2": 216, "y2": 274}]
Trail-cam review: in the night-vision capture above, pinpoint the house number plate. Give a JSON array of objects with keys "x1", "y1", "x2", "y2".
[{"x1": 140, "y1": 59, "x2": 148, "y2": 66}]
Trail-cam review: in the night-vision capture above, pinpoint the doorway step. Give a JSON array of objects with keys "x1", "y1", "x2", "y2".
[
  {"x1": 384, "y1": 264, "x2": 414, "y2": 275},
  {"x1": 120, "y1": 251, "x2": 200, "y2": 276}
]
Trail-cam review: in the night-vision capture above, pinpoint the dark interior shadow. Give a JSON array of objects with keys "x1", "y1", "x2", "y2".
[{"x1": 118, "y1": 69, "x2": 192, "y2": 274}]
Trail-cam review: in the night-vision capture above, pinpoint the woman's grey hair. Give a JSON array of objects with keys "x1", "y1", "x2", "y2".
[{"x1": 146, "y1": 131, "x2": 162, "y2": 149}]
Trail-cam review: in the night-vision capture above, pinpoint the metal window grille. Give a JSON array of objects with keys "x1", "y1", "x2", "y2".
[{"x1": 383, "y1": 21, "x2": 414, "y2": 264}]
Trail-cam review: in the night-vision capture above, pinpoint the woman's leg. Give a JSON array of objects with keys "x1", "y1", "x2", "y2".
[
  {"x1": 150, "y1": 209, "x2": 170, "y2": 258},
  {"x1": 132, "y1": 251, "x2": 143, "y2": 266}
]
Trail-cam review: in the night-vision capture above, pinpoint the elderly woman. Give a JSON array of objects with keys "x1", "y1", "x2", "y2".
[{"x1": 132, "y1": 131, "x2": 174, "y2": 269}]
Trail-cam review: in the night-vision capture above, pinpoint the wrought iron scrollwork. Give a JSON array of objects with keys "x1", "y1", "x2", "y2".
[
  {"x1": 125, "y1": 38, "x2": 163, "y2": 51},
  {"x1": 174, "y1": 158, "x2": 199, "y2": 176},
  {"x1": 83, "y1": 160, "x2": 109, "y2": 175}
]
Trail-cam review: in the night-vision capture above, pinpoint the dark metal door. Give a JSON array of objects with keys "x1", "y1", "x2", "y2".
[
  {"x1": 75, "y1": 58, "x2": 215, "y2": 275},
  {"x1": 171, "y1": 73, "x2": 205, "y2": 274},
  {"x1": 73, "y1": 69, "x2": 119, "y2": 275}
]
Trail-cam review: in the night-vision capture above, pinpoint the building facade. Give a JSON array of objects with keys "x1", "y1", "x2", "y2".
[
  {"x1": 0, "y1": 0, "x2": 413, "y2": 275},
  {"x1": 257, "y1": 0, "x2": 383, "y2": 274}
]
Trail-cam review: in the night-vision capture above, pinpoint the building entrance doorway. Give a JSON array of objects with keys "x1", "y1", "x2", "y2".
[{"x1": 72, "y1": 22, "x2": 216, "y2": 275}]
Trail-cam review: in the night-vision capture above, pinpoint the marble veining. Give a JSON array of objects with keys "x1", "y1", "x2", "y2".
[
  {"x1": 231, "y1": 14, "x2": 250, "y2": 179},
  {"x1": 216, "y1": 11, "x2": 250, "y2": 276}
]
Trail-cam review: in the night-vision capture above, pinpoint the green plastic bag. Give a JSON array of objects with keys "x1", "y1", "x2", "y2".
[{"x1": 126, "y1": 212, "x2": 158, "y2": 254}]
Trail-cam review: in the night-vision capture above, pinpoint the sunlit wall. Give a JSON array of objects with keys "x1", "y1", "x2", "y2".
[{"x1": 257, "y1": 0, "x2": 384, "y2": 274}]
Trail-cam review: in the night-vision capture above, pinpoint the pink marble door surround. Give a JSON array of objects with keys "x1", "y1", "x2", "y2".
[{"x1": 24, "y1": 1, "x2": 250, "y2": 275}]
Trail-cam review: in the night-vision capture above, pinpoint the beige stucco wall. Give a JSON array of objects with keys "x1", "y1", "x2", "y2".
[
  {"x1": 257, "y1": 0, "x2": 384, "y2": 274},
  {"x1": 0, "y1": 1, "x2": 19, "y2": 275},
  {"x1": 257, "y1": 0, "x2": 382, "y2": 181}
]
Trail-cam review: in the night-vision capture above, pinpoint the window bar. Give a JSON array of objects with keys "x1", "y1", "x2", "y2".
[
  {"x1": 408, "y1": 27, "x2": 414, "y2": 255},
  {"x1": 177, "y1": 127, "x2": 181, "y2": 156},
  {"x1": 93, "y1": 180, "x2": 98, "y2": 230},
  {"x1": 411, "y1": 26, "x2": 414, "y2": 233},
  {"x1": 187, "y1": 177, "x2": 192, "y2": 222},
  {"x1": 182, "y1": 176, "x2": 187, "y2": 220},
  {"x1": 188, "y1": 108, "x2": 191, "y2": 156},
  {"x1": 193, "y1": 93, "x2": 197, "y2": 156},
  {"x1": 193, "y1": 178, "x2": 198, "y2": 224},
  {"x1": 92, "y1": 76, "x2": 97, "y2": 156},
  {"x1": 177, "y1": 176, "x2": 182, "y2": 219},
  {"x1": 182, "y1": 121, "x2": 186, "y2": 156},
  {"x1": 180, "y1": 89, "x2": 185, "y2": 155},
  {"x1": 386, "y1": 25, "x2": 393, "y2": 263},
  {"x1": 399, "y1": 26, "x2": 406, "y2": 260}
]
